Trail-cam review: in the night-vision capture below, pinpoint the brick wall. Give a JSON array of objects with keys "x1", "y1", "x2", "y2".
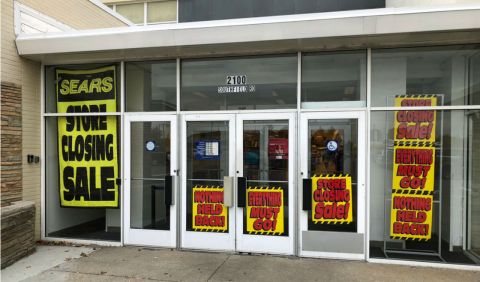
[
  {"x1": 19, "y1": 0, "x2": 127, "y2": 29},
  {"x1": 1, "y1": 201, "x2": 36, "y2": 269},
  {"x1": 1, "y1": 82, "x2": 23, "y2": 206}
]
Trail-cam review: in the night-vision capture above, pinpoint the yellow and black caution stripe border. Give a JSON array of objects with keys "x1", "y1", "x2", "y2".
[
  {"x1": 395, "y1": 94, "x2": 438, "y2": 99},
  {"x1": 192, "y1": 228, "x2": 227, "y2": 233},
  {"x1": 390, "y1": 236, "x2": 431, "y2": 241},
  {"x1": 193, "y1": 185, "x2": 223, "y2": 189},
  {"x1": 247, "y1": 186, "x2": 283, "y2": 190},
  {"x1": 246, "y1": 230, "x2": 283, "y2": 235},
  {"x1": 394, "y1": 141, "x2": 435, "y2": 147},
  {"x1": 312, "y1": 174, "x2": 350, "y2": 178},
  {"x1": 392, "y1": 189, "x2": 433, "y2": 195},
  {"x1": 313, "y1": 220, "x2": 350, "y2": 225}
]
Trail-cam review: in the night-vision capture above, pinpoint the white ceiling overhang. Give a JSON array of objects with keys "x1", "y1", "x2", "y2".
[{"x1": 15, "y1": 4, "x2": 480, "y2": 64}]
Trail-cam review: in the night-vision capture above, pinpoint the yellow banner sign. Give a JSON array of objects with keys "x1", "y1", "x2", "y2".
[
  {"x1": 311, "y1": 175, "x2": 353, "y2": 224},
  {"x1": 392, "y1": 145, "x2": 435, "y2": 194},
  {"x1": 246, "y1": 187, "x2": 284, "y2": 235},
  {"x1": 56, "y1": 66, "x2": 119, "y2": 208},
  {"x1": 394, "y1": 95, "x2": 437, "y2": 143},
  {"x1": 390, "y1": 95, "x2": 437, "y2": 240},
  {"x1": 192, "y1": 186, "x2": 228, "y2": 232},
  {"x1": 390, "y1": 193, "x2": 433, "y2": 240}
]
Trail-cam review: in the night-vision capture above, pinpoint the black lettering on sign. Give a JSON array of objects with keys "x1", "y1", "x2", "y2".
[
  {"x1": 63, "y1": 166, "x2": 75, "y2": 201},
  {"x1": 101, "y1": 166, "x2": 115, "y2": 201},
  {"x1": 75, "y1": 167, "x2": 89, "y2": 201}
]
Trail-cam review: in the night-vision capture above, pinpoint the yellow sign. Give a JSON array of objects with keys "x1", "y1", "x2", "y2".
[
  {"x1": 393, "y1": 95, "x2": 437, "y2": 143},
  {"x1": 56, "y1": 66, "x2": 119, "y2": 208},
  {"x1": 390, "y1": 193, "x2": 433, "y2": 240},
  {"x1": 192, "y1": 186, "x2": 228, "y2": 232},
  {"x1": 246, "y1": 187, "x2": 284, "y2": 235},
  {"x1": 390, "y1": 95, "x2": 437, "y2": 240},
  {"x1": 392, "y1": 145, "x2": 435, "y2": 194},
  {"x1": 311, "y1": 175, "x2": 353, "y2": 224}
]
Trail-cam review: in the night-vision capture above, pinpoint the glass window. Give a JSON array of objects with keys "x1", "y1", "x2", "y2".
[
  {"x1": 186, "y1": 121, "x2": 230, "y2": 232},
  {"x1": 45, "y1": 116, "x2": 121, "y2": 241},
  {"x1": 243, "y1": 120, "x2": 289, "y2": 236},
  {"x1": 116, "y1": 3, "x2": 144, "y2": 25},
  {"x1": 302, "y1": 50, "x2": 367, "y2": 108},
  {"x1": 45, "y1": 64, "x2": 120, "y2": 113},
  {"x1": 45, "y1": 63, "x2": 121, "y2": 241},
  {"x1": 371, "y1": 45, "x2": 480, "y2": 107},
  {"x1": 130, "y1": 121, "x2": 171, "y2": 230},
  {"x1": 125, "y1": 61, "x2": 176, "y2": 112},
  {"x1": 147, "y1": 1, "x2": 177, "y2": 23},
  {"x1": 181, "y1": 55, "x2": 297, "y2": 111},
  {"x1": 369, "y1": 106, "x2": 480, "y2": 265},
  {"x1": 308, "y1": 119, "x2": 358, "y2": 232}
]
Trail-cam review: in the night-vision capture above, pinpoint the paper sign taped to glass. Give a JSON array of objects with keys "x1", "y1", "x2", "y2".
[
  {"x1": 56, "y1": 65, "x2": 119, "y2": 208},
  {"x1": 195, "y1": 140, "x2": 220, "y2": 160},
  {"x1": 246, "y1": 187, "x2": 285, "y2": 235},
  {"x1": 390, "y1": 95, "x2": 438, "y2": 241},
  {"x1": 311, "y1": 174, "x2": 353, "y2": 224},
  {"x1": 192, "y1": 185, "x2": 228, "y2": 232},
  {"x1": 390, "y1": 193, "x2": 433, "y2": 240},
  {"x1": 393, "y1": 95, "x2": 437, "y2": 144},
  {"x1": 392, "y1": 145, "x2": 435, "y2": 194}
]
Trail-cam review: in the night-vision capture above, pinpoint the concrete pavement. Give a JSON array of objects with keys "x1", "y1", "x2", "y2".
[{"x1": 3, "y1": 246, "x2": 480, "y2": 282}]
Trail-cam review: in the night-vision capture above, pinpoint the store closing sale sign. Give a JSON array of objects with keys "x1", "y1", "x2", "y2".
[
  {"x1": 311, "y1": 175, "x2": 353, "y2": 224},
  {"x1": 246, "y1": 187, "x2": 284, "y2": 235},
  {"x1": 56, "y1": 66, "x2": 119, "y2": 208},
  {"x1": 192, "y1": 186, "x2": 228, "y2": 232},
  {"x1": 390, "y1": 95, "x2": 437, "y2": 240}
]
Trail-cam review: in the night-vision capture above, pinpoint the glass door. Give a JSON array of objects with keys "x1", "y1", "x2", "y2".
[
  {"x1": 299, "y1": 111, "x2": 366, "y2": 259},
  {"x1": 236, "y1": 113, "x2": 295, "y2": 255},
  {"x1": 181, "y1": 114, "x2": 236, "y2": 251},
  {"x1": 124, "y1": 115, "x2": 178, "y2": 247}
]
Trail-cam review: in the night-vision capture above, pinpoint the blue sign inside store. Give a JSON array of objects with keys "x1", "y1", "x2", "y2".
[{"x1": 195, "y1": 140, "x2": 220, "y2": 160}]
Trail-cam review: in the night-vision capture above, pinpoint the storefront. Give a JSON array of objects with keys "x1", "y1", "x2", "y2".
[{"x1": 17, "y1": 6, "x2": 480, "y2": 269}]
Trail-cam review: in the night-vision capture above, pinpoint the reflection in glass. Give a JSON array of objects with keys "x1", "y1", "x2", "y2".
[
  {"x1": 243, "y1": 120, "x2": 289, "y2": 236},
  {"x1": 370, "y1": 110, "x2": 480, "y2": 265},
  {"x1": 126, "y1": 61, "x2": 176, "y2": 112},
  {"x1": 468, "y1": 111, "x2": 480, "y2": 260},
  {"x1": 181, "y1": 55, "x2": 297, "y2": 111},
  {"x1": 130, "y1": 121, "x2": 171, "y2": 230},
  {"x1": 186, "y1": 121, "x2": 229, "y2": 232},
  {"x1": 302, "y1": 51, "x2": 366, "y2": 108},
  {"x1": 45, "y1": 116, "x2": 121, "y2": 241},
  {"x1": 308, "y1": 119, "x2": 358, "y2": 232},
  {"x1": 371, "y1": 45, "x2": 480, "y2": 107}
]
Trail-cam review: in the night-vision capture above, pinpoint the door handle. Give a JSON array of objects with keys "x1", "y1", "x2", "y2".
[
  {"x1": 237, "y1": 177, "x2": 247, "y2": 208},
  {"x1": 165, "y1": 175, "x2": 176, "y2": 206},
  {"x1": 302, "y1": 178, "x2": 312, "y2": 211},
  {"x1": 223, "y1": 176, "x2": 234, "y2": 207}
]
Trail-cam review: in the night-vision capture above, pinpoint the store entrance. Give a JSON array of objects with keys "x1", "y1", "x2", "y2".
[
  {"x1": 299, "y1": 111, "x2": 366, "y2": 260},
  {"x1": 124, "y1": 115, "x2": 178, "y2": 247},
  {"x1": 181, "y1": 113, "x2": 295, "y2": 255}
]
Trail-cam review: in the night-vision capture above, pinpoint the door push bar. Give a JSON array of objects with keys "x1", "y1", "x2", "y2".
[
  {"x1": 302, "y1": 178, "x2": 312, "y2": 211},
  {"x1": 223, "y1": 176, "x2": 235, "y2": 207},
  {"x1": 165, "y1": 175, "x2": 176, "y2": 206},
  {"x1": 237, "y1": 177, "x2": 247, "y2": 208}
]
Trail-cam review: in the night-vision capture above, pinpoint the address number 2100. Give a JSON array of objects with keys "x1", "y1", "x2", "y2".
[{"x1": 226, "y1": 75, "x2": 247, "y2": 85}]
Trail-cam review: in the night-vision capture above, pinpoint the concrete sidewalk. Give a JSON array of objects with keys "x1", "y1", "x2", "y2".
[{"x1": 3, "y1": 246, "x2": 480, "y2": 282}]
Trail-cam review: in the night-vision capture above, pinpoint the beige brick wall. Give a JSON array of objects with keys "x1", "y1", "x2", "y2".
[
  {"x1": 21, "y1": 59, "x2": 41, "y2": 240},
  {"x1": 19, "y1": 0, "x2": 127, "y2": 29},
  {"x1": 1, "y1": 0, "x2": 127, "y2": 240}
]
